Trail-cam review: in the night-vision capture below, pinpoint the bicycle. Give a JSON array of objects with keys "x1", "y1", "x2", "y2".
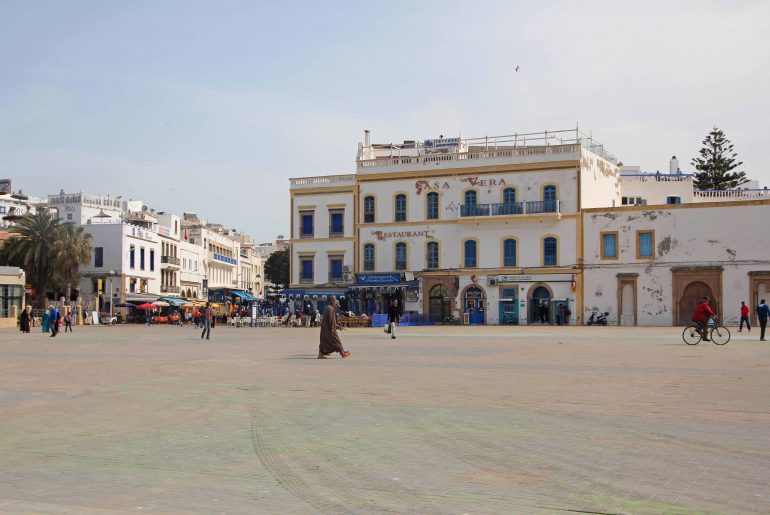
[{"x1": 682, "y1": 317, "x2": 730, "y2": 345}]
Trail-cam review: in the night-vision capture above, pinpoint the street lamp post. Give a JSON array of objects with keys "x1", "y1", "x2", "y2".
[{"x1": 108, "y1": 270, "x2": 115, "y2": 323}]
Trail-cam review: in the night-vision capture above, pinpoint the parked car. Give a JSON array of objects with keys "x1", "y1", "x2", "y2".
[{"x1": 100, "y1": 314, "x2": 117, "y2": 325}]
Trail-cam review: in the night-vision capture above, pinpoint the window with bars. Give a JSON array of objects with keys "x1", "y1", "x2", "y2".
[
  {"x1": 363, "y1": 244, "x2": 375, "y2": 271},
  {"x1": 426, "y1": 241, "x2": 439, "y2": 269},
  {"x1": 426, "y1": 192, "x2": 439, "y2": 220},
  {"x1": 395, "y1": 194, "x2": 407, "y2": 222},
  {"x1": 464, "y1": 240, "x2": 477, "y2": 268},
  {"x1": 543, "y1": 237, "x2": 557, "y2": 266},
  {"x1": 503, "y1": 239, "x2": 516, "y2": 267},
  {"x1": 364, "y1": 196, "x2": 375, "y2": 223}
]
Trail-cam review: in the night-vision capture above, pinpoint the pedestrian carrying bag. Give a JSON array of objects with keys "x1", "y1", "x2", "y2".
[{"x1": 384, "y1": 323, "x2": 391, "y2": 334}]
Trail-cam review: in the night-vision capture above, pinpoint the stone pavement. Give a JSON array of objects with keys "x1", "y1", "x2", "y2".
[{"x1": 0, "y1": 324, "x2": 769, "y2": 514}]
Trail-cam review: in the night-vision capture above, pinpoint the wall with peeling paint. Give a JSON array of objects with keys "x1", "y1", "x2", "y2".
[
  {"x1": 583, "y1": 201, "x2": 770, "y2": 326},
  {"x1": 579, "y1": 149, "x2": 621, "y2": 208}
]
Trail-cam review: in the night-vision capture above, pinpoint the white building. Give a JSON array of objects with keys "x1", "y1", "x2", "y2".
[
  {"x1": 583, "y1": 199, "x2": 770, "y2": 326},
  {"x1": 290, "y1": 127, "x2": 621, "y2": 324}
]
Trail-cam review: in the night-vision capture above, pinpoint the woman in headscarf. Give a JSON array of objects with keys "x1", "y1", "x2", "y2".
[
  {"x1": 318, "y1": 297, "x2": 350, "y2": 359},
  {"x1": 42, "y1": 307, "x2": 51, "y2": 333},
  {"x1": 20, "y1": 305, "x2": 31, "y2": 333}
]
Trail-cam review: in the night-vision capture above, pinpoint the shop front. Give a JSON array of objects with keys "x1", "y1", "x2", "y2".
[
  {"x1": 493, "y1": 273, "x2": 576, "y2": 326},
  {"x1": 350, "y1": 273, "x2": 418, "y2": 316}
]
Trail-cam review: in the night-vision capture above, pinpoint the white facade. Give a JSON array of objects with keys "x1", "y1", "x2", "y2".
[
  {"x1": 583, "y1": 200, "x2": 770, "y2": 326},
  {"x1": 179, "y1": 240, "x2": 205, "y2": 300}
]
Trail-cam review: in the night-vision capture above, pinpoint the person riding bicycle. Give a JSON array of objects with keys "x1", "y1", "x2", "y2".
[{"x1": 691, "y1": 296, "x2": 716, "y2": 342}]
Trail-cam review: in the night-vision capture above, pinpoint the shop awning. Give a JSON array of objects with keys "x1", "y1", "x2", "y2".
[
  {"x1": 349, "y1": 280, "x2": 419, "y2": 291},
  {"x1": 231, "y1": 291, "x2": 249, "y2": 300},
  {"x1": 158, "y1": 297, "x2": 188, "y2": 307}
]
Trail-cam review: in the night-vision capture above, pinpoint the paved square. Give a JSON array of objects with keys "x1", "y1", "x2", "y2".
[{"x1": 1, "y1": 324, "x2": 768, "y2": 514}]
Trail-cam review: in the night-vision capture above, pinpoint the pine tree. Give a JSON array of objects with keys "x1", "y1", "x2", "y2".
[{"x1": 691, "y1": 127, "x2": 748, "y2": 190}]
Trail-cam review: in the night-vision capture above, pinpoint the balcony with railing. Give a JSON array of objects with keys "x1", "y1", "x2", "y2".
[
  {"x1": 694, "y1": 189, "x2": 770, "y2": 202},
  {"x1": 460, "y1": 200, "x2": 559, "y2": 218},
  {"x1": 161, "y1": 285, "x2": 180, "y2": 294},
  {"x1": 161, "y1": 255, "x2": 180, "y2": 267}
]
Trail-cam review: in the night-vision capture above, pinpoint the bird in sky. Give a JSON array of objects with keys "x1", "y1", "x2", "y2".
[{"x1": 515, "y1": 66, "x2": 520, "y2": 72}]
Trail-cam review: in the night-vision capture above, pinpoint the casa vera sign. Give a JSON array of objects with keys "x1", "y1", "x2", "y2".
[
  {"x1": 371, "y1": 230, "x2": 434, "y2": 241},
  {"x1": 415, "y1": 176, "x2": 507, "y2": 194}
]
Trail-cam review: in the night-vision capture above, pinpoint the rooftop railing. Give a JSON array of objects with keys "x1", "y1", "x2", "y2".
[
  {"x1": 290, "y1": 174, "x2": 356, "y2": 189},
  {"x1": 620, "y1": 173, "x2": 694, "y2": 182},
  {"x1": 694, "y1": 189, "x2": 770, "y2": 200}
]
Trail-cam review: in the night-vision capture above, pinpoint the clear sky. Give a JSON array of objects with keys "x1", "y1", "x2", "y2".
[{"x1": 1, "y1": 0, "x2": 768, "y2": 242}]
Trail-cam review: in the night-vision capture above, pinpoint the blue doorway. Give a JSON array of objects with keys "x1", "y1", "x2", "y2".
[{"x1": 464, "y1": 286, "x2": 486, "y2": 325}]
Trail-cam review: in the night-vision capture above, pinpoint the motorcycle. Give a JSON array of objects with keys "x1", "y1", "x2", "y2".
[
  {"x1": 587, "y1": 311, "x2": 609, "y2": 326},
  {"x1": 443, "y1": 314, "x2": 459, "y2": 325}
]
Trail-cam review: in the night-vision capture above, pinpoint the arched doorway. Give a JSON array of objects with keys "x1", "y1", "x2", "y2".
[
  {"x1": 463, "y1": 286, "x2": 486, "y2": 325},
  {"x1": 429, "y1": 284, "x2": 452, "y2": 322},
  {"x1": 678, "y1": 281, "x2": 715, "y2": 326},
  {"x1": 529, "y1": 285, "x2": 551, "y2": 324}
]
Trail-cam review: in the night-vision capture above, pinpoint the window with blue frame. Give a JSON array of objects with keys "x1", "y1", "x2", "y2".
[
  {"x1": 364, "y1": 196, "x2": 375, "y2": 223},
  {"x1": 503, "y1": 187, "x2": 516, "y2": 204},
  {"x1": 130, "y1": 245, "x2": 135, "y2": 269},
  {"x1": 329, "y1": 210, "x2": 344, "y2": 236},
  {"x1": 503, "y1": 239, "x2": 517, "y2": 267},
  {"x1": 300, "y1": 212, "x2": 314, "y2": 237},
  {"x1": 300, "y1": 258, "x2": 314, "y2": 282},
  {"x1": 140, "y1": 247, "x2": 145, "y2": 270},
  {"x1": 329, "y1": 256, "x2": 343, "y2": 280},
  {"x1": 464, "y1": 190, "x2": 477, "y2": 206},
  {"x1": 426, "y1": 241, "x2": 439, "y2": 269},
  {"x1": 426, "y1": 192, "x2": 439, "y2": 220},
  {"x1": 464, "y1": 240, "x2": 477, "y2": 268},
  {"x1": 601, "y1": 232, "x2": 618, "y2": 259},
  {"x1": 395, "y1": 194, "x2": 407, "y2": 222},
  {"x1": 638, "y1": 231, "x2": 654, "y2": 258},
  {"x1": 395, "y1": 242, "x2": 407, "y2": 270},
  {"x1": 150, "y1": 249, "x2": 155, "y2": 271},
  {"x1": 543, "y1": 185, "x2": 557, "y2": 211},
  {"x1": 543, "y1": 237, "x2": 557, "y2": 266},
  {"x1": 363, "y1": 244, "x2": 375, "y2": 271}
]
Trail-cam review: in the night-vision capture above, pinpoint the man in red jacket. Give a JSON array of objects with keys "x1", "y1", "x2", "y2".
[
  {"x1": 739, "y1": 301, "x2": 751, "y2": 332},
  {"x1": 691, "y1": 296, "x2": 716, "y2": 341}
]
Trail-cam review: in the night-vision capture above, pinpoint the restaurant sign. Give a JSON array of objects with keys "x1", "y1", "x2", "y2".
[
  {"x1": 371, "y1": 230, "x2": 434, "y2": 241},
  {"x1": 496, "y1": 273, "x2": 573, "y2": 283},
  {"x1": 356, "y1": 273, "x2": 401, "y2": 285}
]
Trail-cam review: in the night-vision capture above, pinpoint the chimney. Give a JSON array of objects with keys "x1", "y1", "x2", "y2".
[
  {"x1": 364, "y1": 129, "x2": 371, "y2": 147},
  {"x1": 669, "y1": 155, "x2": 679, "y2": 174}
]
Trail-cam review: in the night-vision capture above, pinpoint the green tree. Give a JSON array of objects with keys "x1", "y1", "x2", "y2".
[
  {"x1": 0, "y1": 211, "x2": 59, "y2": 307},
  {"x1": 264, "y1": 249, "x2": 290, "y2": 288},
  {"x1": 691, "y1": 127, "x2": 749, "y2": 190},
  {"x1": 51, "y1": 223, "x2": 92, "y2": 302}
]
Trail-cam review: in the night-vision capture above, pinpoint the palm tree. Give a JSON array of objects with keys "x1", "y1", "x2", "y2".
[
  {"x1": 51, "y1": 223, "x2": 92, "y2": 303},
  {"x1": 3, "y1": 211, "x2": 60, "y2": 307}
]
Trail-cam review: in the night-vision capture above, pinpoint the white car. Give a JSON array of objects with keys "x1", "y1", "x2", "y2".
[{"x1": 100, "y1": 315, "x2": 117, "y2": 325}]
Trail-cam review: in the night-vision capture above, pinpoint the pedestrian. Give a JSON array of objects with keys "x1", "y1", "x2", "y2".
[
  {"x1": 757, "y1": 299, "x2": 769, "y2": 342},
  {"x1": 201, "y1": 302, "x2": 213, "y2": 340},
  {"x1": 738, "y1": 301, "x2": 751, "y2": 332},
  {"x1": 64, "y1": 311, "x2": 73, "y2": 332},
  {"x1": 387, "y1": 299, "x2": 399, "y2": 340},
  {"x1": 20, "y1": 305, "x2": 31, "y2": 333},
  {"x1": 557, "y1": 303, "x2": 565, "y2": 326},
  {"x1": 42, "y1": 308, "x2": 50, "y2": 333},
  {"x1": 538, "y1": 304, "x2": 547, "y2": 324},
  {"x1": 49, "y1": 306, "x2": 60, "y2": 338},
  {"x1": 304, "y1": 301, "x2": 312, "y2": 328},
  {"x1": 318, "y1": 296, "x2": 350, "y2": 359}
]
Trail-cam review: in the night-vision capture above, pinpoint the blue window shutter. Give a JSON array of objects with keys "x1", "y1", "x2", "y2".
[
  {"x1": 504, "y1": 239, "x2": 516, "y2": 267},
  {"x1": 639, "y1": 232, "x2": 653, "y2": 257},
  {"x1": 603, "y1": 234, "x2": 617, "y2": 258}
]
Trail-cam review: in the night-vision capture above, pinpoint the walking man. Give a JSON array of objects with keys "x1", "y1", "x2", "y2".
[
  {"x1": 738, "y1": 301, "x2": 751, "y2": 332},
  {"x1": 64, "y1": 311, "x2": 73, "y2": 332},
  {"x1": 201, "y1": 302, "x2": 213, "y2": 340},
  {"x1": 318, "y1": 297, "x2": 349, "y2": 359},
  {"x1": 757, "y1": 299, "x2": 769, "y2": 342},
  {"x1": 49, "y1": 306, "x2": 60, "y2": 338},
  {"x1": 387, "y1": 299, "x2": 399, "y2": 340}
]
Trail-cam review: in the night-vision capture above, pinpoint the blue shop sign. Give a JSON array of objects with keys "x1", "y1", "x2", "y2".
[{"x1": 355, "y1": 273, "x2": 401, "y2": 285}]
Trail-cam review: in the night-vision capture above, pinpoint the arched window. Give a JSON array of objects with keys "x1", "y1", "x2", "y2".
[
  {"x1": 503, "y1": 239, "x2": 516, "y2": 267},
  {"x1": 464, "y1": 190, "x2": 477, "y2": 206},
  {"x1": 364, "y1": 196, "x2": 375, "y2": 223},
  {"x1": 363, "y1": 243, "x2": 375, "y2": 271},
  {"x1": 503, "y1": 187, "x2": 516, "y2": 204},
  {"x1": 395, "y1": 242, "x2": 407, "y2": 270},
  {"x1": 464, "y1": 240, "x2": 477, "y2": 268},
  {"x1": 543, "y1": 237, "x2": 557, "y2": 266},
  {"x1": 426, "y1": 241, "x2": 439, "y2": 269},
  {"x1": 395, "y1": 194, "x2": 407, "y2": 222},
  {"x1": 426, "y1": 192, "x2": 439, "y2": 220}
]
